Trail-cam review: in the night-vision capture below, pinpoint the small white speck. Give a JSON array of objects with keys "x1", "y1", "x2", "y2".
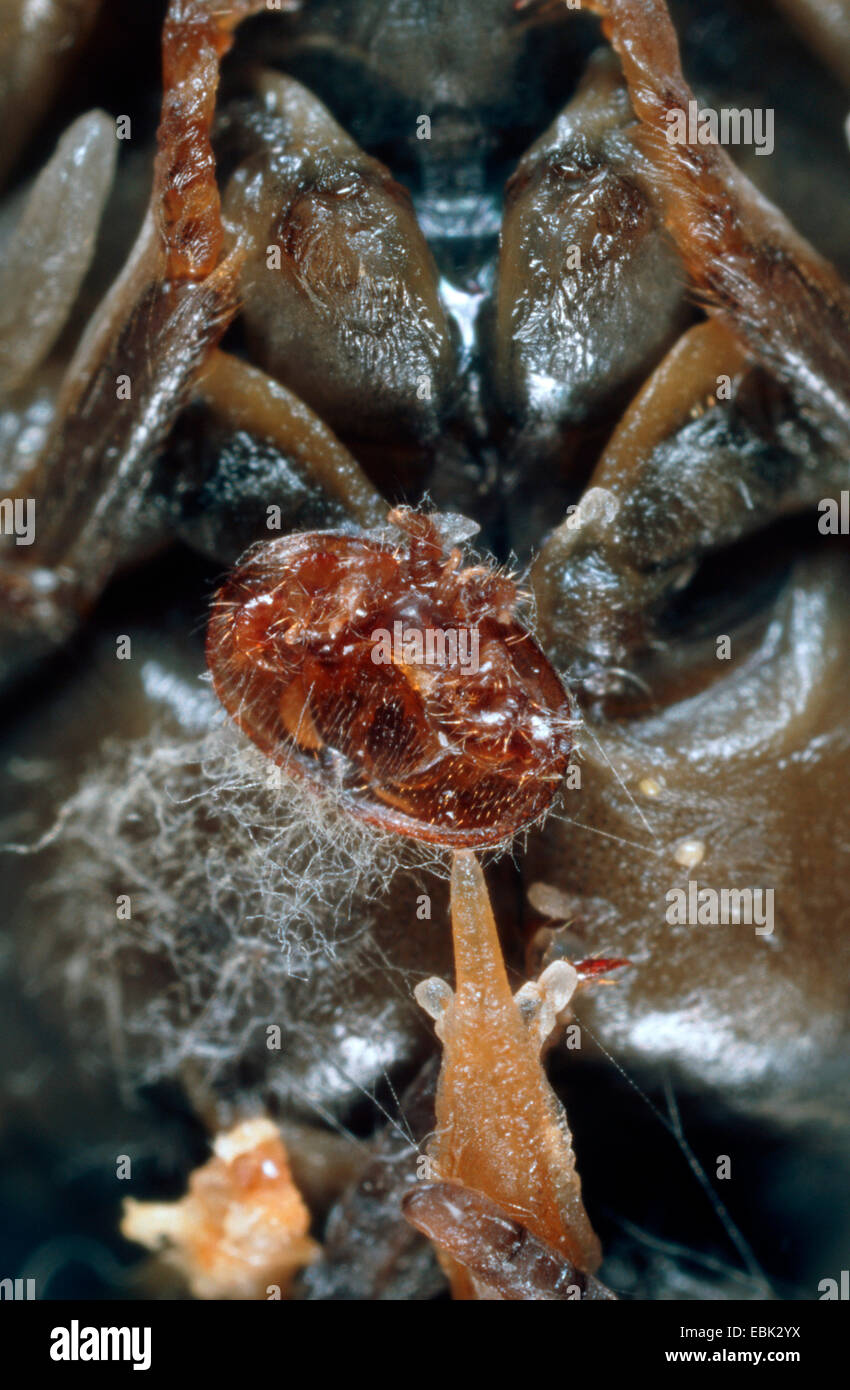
[{"x1": 674, "y1": 838, "x2": 706, "y2": 868}]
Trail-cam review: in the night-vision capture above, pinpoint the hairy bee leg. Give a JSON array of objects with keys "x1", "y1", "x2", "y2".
[
  {"x1": 197, "y1": 350, "x2": 388, "y2": 529},
  {"x1": 402, "y1": 1180, "x2": 617, "y2": 1300},
  {"x1": 156, "y1": 0, "x2": 269, "y2": 281},
  {"x1": 0, "y1": 1, "x2": 268, "y2": 686},
  {"x1": 579, "y1": 0, "x2": 850, "y2": 448}
]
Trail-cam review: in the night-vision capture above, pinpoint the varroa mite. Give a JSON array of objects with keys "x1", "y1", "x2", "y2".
[{"x1": 207, "y1": 507, "x2": 574, "y2": 847}]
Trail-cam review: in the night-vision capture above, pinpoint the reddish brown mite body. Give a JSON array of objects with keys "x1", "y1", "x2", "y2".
[{"x1": 206, "y1": 508, "x2": 574, "y2": 847}]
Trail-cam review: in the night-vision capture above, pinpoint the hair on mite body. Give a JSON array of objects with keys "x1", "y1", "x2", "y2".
[{"x1": 207, "y1": 507, "x2": 579, "y2": 850}]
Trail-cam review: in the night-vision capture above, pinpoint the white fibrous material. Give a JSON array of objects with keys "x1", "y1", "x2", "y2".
[
  {"x1": 0, "y1": 110, "x2": 116, "y2": 397},
  {"x1": 15, "y1": 714, "x2": 440, "y2": 1111}
]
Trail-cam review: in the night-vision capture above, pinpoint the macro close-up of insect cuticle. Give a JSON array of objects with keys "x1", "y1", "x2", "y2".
[{"x1": 0, "y1": 0, "x2": 849, "y2": 1344}]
